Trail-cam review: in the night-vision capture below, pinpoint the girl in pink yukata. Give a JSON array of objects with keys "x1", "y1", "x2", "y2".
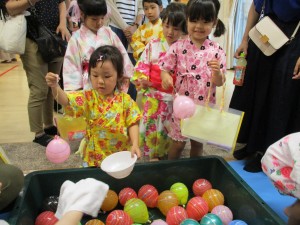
[
  {"x1": 160, "y1": 0, "x2": 226, "y2": 160},
  {"x1": 132, "y1": 2, "x2": 187, "y2": 160},
  {"x1": 63, "y1": 0, "x2": 133, "y2": 93},
  {"x1": 261, "y1": 132, "x2": 300, "y2": 225},
  {"x1": 46, "y1": 45, "x2": 142, "y2": 167}
]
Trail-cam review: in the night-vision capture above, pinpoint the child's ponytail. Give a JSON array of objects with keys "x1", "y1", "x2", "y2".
[{"x1": 213, "y1": 18, "x2": 225, "y2": 37}]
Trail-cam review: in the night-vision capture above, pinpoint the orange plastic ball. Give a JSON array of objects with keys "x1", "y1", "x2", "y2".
[
  {"x1": 101, "y1": 189, "x2": 119, "y2": 212},
  {"x1": 157, "y1": 190, "x2": 179, "y2": 216},
  {"x1": 202, "y1": 189, "x2": 224, "y2": 212}
]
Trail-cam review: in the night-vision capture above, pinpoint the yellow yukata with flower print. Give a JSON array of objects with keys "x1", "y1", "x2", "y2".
[
  {"x1": 64, "y1": 89, "x2": 141, "y2": 167},
  {"x1": 130, "y1": 18, "x2": 163, "y2": 61}
]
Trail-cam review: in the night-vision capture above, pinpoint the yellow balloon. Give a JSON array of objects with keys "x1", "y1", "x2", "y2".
[
  {"x1": 157, "y1": 190, "x2": 179, "y2": 216},
  {"x1": 101, "y1": 189, "x2": 118, "y2": 212}
]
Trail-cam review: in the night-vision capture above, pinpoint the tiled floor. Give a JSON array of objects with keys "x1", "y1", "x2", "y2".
[{"x1": 0, "y1": 60, "x2": 235, "y2": 144}]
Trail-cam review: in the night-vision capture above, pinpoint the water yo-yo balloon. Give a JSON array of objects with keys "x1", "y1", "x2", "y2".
[
  {"x1": 186, "y1": 196, "x2": 209, "y2": 221},
  {"x1": 211, "y1": 205, "x2": 233, "y2": 225},
  {"x1": 166, "y1": 206, "x2": 188, "y2": 225},
  {"x1": 100, "y1": 189, "x2": 118, "y2": 212},
  {"x1": 157, "y1": 190, "x2": 179, "y2": 216},
  {"x1": 119, "y1": 187, "x2": 138, "y2": 206},
  {"x1": 200, "y1": 213, "x2": 223, "y2": 225},
  {"x1": 138, "y1": 184, "x2": 159, "y2": 208},
  {"x1": 35, "y1": 211, "x2": 58, "y2": 225},
  {"x1": 151, "y1": 219, "x2": 168, "y2": 225},
  {"x1": 106, "y1": 210, "x2": 133, "y2": 225},
  {"x1": 202, "y1": 189, "x2": 224, "y2": 211},
  {"x1": 173, "y1": 95, "x2": 196, "y2": 119},
  {"x1": 124, "y1": 198, "x2": 149, "y2": 223},
  {"x1": 180, "y1": 218, "x2": 200, "y2": 225},
  {"x1": 46, "y1": 135, "x2": 71, "y2": 163},
  {"x1": 170, "y1": 182, "x2": 189, "y2": 206},
  {"x1": 192, "y1": 179, "x2": 212, "y2": 196}
]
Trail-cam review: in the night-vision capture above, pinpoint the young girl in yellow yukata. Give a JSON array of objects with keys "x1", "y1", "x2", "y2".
[
  {"x1": 130, "y1": 0, "x2": 164, "y2": 61},
  {"x1": 132, "y1": 3, "x2": 187, "y2": 160},
  {"x1": 45, "y1": 45, "x2": 142, "y2": 167}
]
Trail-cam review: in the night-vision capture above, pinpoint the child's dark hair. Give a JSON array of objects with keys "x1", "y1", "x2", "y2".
[
  {"x1": 77, "y1": 0, "x2": 107, "y2": 16},
  {"x1": 161, "y1": 2, "x2": 187, "y2": 35},
  {"x1": 143, "y1": 0, "x2": 162, "y2": 7},
  {"x1": 186, "y1": 0, "x2": 225, "y2": 37},
  {"x1": 89, "y1": 45, "x2": 124, "y2": 89}
]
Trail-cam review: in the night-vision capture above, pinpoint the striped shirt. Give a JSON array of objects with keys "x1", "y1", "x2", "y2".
[{"x1": 115, "y1": 0, "x2": 136, "y2": 24}]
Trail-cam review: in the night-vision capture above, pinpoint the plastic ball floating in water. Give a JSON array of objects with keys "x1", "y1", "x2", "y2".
[
  {"x1": 166, "y1": 206, "x2": 188, "y2": 225},
  {"x1": 211, "y1": 205, "x2": 233, "y2": 225},
  {"x1": 157, "y1": 190, "x2": 179, "y2": 216},
  {"x1": 186, "y1": 196, "x2": 209, "y2": 221},
  {"x1": 170, "y1": 182, "x2": 189, "y2": 206},
  {"x1": 192, "y1": 179, "x2": 212, "y2": 196},
  {"x1": 119, "y1": 187, "x2": 138, "y2": 206},
  {"x1": 101, "y1": 189, "x2": 118, "y2": 212},
  {"x1": 202, "y1": 189, "x2": 224, "y2": 211},
  {"x1": 35, "y1": 211, "x2": 58, "y2": 225},
  {"x1": 200, "y1": 213, "x2": 223, "y2": 225},
  {"x1": 106, "y1": 210, "x2": 133, "y2": 225}
]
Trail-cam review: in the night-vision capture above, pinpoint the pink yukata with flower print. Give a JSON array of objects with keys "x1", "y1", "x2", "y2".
[
  {"x1": 159, "y1": 36, "x2": 226, "y2": 141},
  {"x1": 261, "y1": 132, "x2": 300, "y2": 199},
  {"x1": 63, "y1": 25, "x2": 133, "y2": 91}
]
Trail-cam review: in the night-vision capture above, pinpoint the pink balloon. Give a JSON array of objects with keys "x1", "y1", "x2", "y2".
[
  {"x1": 173, "y1": 95, "x2": 196, "y2": 119},
  {"x1": 46, "y1": 135, "x2": 71, "y2": 164},
  {"x1": 151, "y1": 219, "x2": 168, "y2": 225},
  {"x1": 211, "y1": 205, "x2": 233, "y2": 225}
]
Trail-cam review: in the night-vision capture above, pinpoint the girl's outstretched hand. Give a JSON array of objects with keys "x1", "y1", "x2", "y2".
[
  {"x1": 131, "y1": 145, "x2": 141, "y2": 159},
  {"x1": 208, "y1": 59, "x2": 221, "y2": 76},
  {"x1": 46, "y1": 73, "x2": 60, "y2": 88}
]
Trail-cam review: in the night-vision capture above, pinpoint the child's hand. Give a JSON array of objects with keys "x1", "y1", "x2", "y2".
[
  {"x1": 208, "y1": 59, "x2": 221, "y2": 77},
  {"x1": 131, "y1": 145, "x2": 141, "y2": 159},
  {"x1": 139, "y1": 79, "x2": 152, "y2": 89},
  {"x1": 46, "y1": 73, "x2": 60, "y2": 88},
  {"x1": 161, "y1": 72, "x2": 173, "y2": 90}
]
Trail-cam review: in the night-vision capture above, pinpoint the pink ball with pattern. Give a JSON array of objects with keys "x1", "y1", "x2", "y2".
[
  {"x1": 138, "y1": 184, "x2": 159, "y2": 208},
  {"x1": 186, "y1": 196, "x2": 209, "y2": 221},
  {"x1": 119, "y1": 187, "x2": 138, "y2": 206},
  {"x1": 193, "y1": 179, "x2": 212, "y2": 196},
  {"x1": 35, "y1": 211, "x2": 58, "y2": 225},
  {"x1": 46, "y1": 135, "x2": 70, "y2": 164},
  {"x1": 211, "y1": 205, "x2": 233, "y2": 225}
]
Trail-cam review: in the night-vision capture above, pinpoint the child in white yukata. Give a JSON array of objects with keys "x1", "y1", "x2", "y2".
[
  {"x1": 160, "y1": 0, "x2": 227, "y2": 160},
  {"x1": 132, "y1": 2, "x2": 187, "y2": 160},
  {"x1": 63, "y1": 0, "x2": 133, "y2": 94},
  {"x1": 262, "y1": 132, "x2": 300, "y2": 225}
]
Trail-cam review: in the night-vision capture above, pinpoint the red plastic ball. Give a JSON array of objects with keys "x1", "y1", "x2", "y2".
[
  {"x1": 186, "y1": 196, "x2": 209, "y2": 221},
  {"x1": 119, "y1": 187, "x2": 138, "y2": 206},
  {"x1": 138, "y1": 184, "x2": 159, "y2": 208},
  {"x1": 35, "y1": 211, "x2": 58, "y2": 225},
  {"x1": 106, "y1": 210, "x2": 133, "y2": 225},
  {"x1": 193, "y1": 179, "x2": 212, "y2": 196},
  {"x1": 166, "y1": 206, "x2": 188, "y2": 225}
]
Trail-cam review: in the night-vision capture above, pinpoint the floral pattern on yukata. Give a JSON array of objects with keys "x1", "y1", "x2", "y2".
[
  {"x1": 63, "y1": 25, "x2": 133, "y2": 91},
  {"x1": 64, "y1": 90, "x2": 141, "y2": 167},
  {"x1": 130, "y1": 19, "x2": 164, "y2": 61},
  {"x1": 262, "y1": 132, "x2": 300, "y2": 199},
  {"x1": 132, "y1": 38, "x2": 173, "y2": 158},
  {"x1": 159, "y1": 36, "x2": 227, "y2": 141}
]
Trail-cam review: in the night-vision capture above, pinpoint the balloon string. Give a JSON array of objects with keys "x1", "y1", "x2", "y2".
[{"x1": 56, "y1": 75, "x2": 59, "y2": 136}]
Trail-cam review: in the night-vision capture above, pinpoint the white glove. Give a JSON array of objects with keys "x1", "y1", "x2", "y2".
[{"x1": 55, "y1": 178, "x2": 109, "y2": 219}]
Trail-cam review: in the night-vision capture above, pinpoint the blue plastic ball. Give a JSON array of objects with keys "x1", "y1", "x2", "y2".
[
  {"x1": 180, "y1": 218, "x2": 200, "y2": 225},
  {"x1": 229, "y1": 220, "x2": 248, "y2": 225},
  {"x1": 200, "y1": 213, "x2": 222, "y2": 225}
]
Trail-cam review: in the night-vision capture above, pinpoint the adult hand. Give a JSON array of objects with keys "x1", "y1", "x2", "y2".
[
  {"x1": 123, "y1": 25, "x2": 137, "y2": 40},
  {"x1": 56, "y1": 25, "x2": 71, "y2": 42},
  {"x1": 292, "y1": 57, "x2": 300, "y2": 79},
  {"x1": 46, "y1": 73, "x2": 60, "y2": 88},
  {"x1": 234, "y1": 39, "x2": 249, "y2": 59}
]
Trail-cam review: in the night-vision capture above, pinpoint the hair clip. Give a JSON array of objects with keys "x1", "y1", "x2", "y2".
[{"x1": 97, "y1": 55, "x2": 104, "y2": 61}]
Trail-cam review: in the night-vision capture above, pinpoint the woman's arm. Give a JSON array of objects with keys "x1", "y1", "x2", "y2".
[
  {"x1": 5, "y1": 0, "x2": 38, "y2": 16},
  {"x1": 57, "y1": 1, "x2": 71, "y2": 41},
  {"x1": 234, "y1": 2, "x2": 260, "y2": 58}
]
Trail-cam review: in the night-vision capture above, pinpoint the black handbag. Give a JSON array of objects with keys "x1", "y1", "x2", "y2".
[{"x1": 27, "y1": 7, "x2": 67, "y2": 62}]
